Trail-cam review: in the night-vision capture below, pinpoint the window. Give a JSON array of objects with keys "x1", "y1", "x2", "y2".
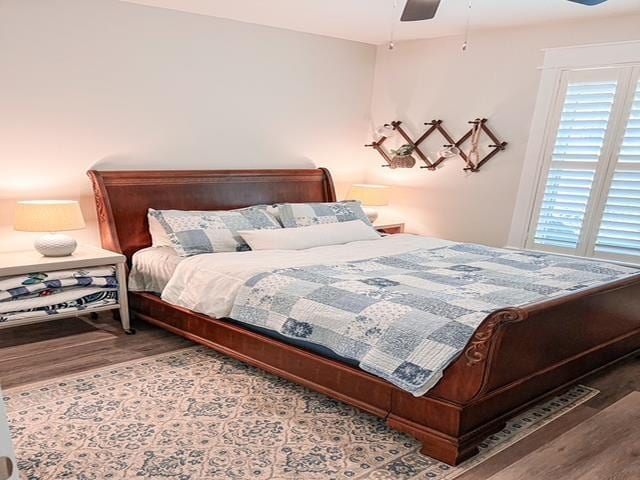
[{"x1": 526, "y1": 66, "x2": 640, "y2": 263}]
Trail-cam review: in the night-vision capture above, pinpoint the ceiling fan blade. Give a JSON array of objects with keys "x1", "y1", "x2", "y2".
[
  {"x1": 400, "y1": 0, "x2": 441, "y2": 22},
  {"x1": 567, "y1": 0, "x2": 608, "y2": 5}
]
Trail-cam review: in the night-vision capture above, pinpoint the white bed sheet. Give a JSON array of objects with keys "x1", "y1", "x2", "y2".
[
  {"x1": 161, "y1": 234, "x2": 454, "y2": 318},
  {"x1": 129, "y1": 247, "x2": 184, "y2": 294}
]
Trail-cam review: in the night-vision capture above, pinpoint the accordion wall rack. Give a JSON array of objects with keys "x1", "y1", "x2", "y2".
[{"x1": 365, "y1": 118, "x2": 508, "y2": 172}]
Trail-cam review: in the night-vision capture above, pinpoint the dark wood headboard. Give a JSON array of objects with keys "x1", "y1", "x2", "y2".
[{"x1": 88, "y1": 168, "x2": 336, "y2": 261}]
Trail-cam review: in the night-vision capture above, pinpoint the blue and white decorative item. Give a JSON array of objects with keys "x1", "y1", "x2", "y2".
[
  {"x1": 149, "y1": 206, "x2": 281, "y2": 257},
  {"x1": 14, "y1": 200, "x2": 86, "y2": 257},
  {"x1": 278, "y1": 201, "x2": 374, "y2": 228}
]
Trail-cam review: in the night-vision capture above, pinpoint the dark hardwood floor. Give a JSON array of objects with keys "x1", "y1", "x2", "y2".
[
  {"x1": 0, "y1": 313, "x2": 191, "y2": 390},
  {"x1": 0, "y1": 313, "x2": 638, "y2": 479},
  {"x1": 456, "y1": 347, "x2": 640, "y2": 480},
  {"x1": 487, "y1": 392, "x2": 640, "y2": 480}
]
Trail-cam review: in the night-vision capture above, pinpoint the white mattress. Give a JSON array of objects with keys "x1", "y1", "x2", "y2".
[
  {"x1": 161, "y1": 234, "x2": 453, "y2": 318},
  {"x1": 129, "y1": 247, "x2": 183, "y2": 294}
]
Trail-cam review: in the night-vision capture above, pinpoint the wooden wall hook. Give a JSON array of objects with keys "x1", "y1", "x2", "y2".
[{"x1": 366, "y1": 118, "x2": 507, "y2": 172}]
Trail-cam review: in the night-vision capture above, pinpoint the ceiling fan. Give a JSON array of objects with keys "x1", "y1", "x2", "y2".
[{"x1": 400, "y1": 0, "x2": 608, "y2": 22}]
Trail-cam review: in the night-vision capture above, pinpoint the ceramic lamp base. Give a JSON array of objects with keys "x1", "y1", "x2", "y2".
[
  {"x1": 363, "y1": 207, "x2": 379, "y2": 223},
  {"x1": 34, "y1": 233, "x2": 77, "y2": 257}
]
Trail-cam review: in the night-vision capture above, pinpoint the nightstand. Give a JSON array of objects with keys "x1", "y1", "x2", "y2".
[
  {"x1": 0, "y1": 245, "x2": 132, "y2": 334},
  {"x1": 374, "y1": 222, "x2": 405, "y2": 235}
]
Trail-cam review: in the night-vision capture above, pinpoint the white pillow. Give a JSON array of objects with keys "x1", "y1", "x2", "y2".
[
  {"x1": 148, "y1": 213, "x2": 174, "y2": 248},
  {"x1": 238, "y1": 220, "x2": 380, "y2": 251}
]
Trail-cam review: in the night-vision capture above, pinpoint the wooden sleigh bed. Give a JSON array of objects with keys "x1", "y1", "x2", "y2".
[{"x1": 88, "y1": 168, "x2": 640, "y2": 465}]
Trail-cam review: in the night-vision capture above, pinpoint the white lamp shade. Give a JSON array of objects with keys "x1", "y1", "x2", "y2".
[
  {"x1": 14, "y1": 200, "x2": 85, "y2": 232},
  {"x1": 347, "y1": 184, "x2": 390, "y2": 206}
]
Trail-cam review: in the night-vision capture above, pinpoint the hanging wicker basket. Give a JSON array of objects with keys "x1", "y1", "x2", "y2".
[{"x1": 389, "y1": 154, "x2": 416, "y2": 169}]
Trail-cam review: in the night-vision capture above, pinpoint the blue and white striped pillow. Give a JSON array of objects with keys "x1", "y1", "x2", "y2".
[{"x1": 150, "y1": 207, "x2": 281, "y2": 256}]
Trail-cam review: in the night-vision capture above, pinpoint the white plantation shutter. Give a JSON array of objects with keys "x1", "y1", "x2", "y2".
[
  {"x1": 533, "y1": 80, "x2": 616, "y2": 249},
  {"x1": 535, "y1": 169, "x2": 596, "y2": 249},
  {"x1": 528, "y1": 67, "x2": 640, "y2": 263},
  {"x1": 594, "y1": 82, "x2": 640, "y2": 258}
]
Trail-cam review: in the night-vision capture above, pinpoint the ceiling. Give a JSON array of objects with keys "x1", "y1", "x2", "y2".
[{"x1": 122, "y1": 0, "x2": 640, "y2": 44}]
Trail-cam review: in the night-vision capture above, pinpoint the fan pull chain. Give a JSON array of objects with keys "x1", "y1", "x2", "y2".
[
  {"x1": 388, "y1": 0, "x2": 398, "y2": 50},
  {"x1": 462, "y1": 0, "x2": 473, "y2": 52}
]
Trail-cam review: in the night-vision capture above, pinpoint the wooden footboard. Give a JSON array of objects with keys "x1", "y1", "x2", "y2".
[{"x1": 388, "y1": 272, "x2": 640, "y2": 464}]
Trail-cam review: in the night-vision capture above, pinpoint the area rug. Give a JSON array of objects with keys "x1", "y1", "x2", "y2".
[{"x1": 3, "y1": 346, "x2": 598, "y2": 479}]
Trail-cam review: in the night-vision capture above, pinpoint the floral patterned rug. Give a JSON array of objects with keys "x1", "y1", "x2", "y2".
[{"x1": 4, "y1": 346, "x2": 598, "y2": 479}]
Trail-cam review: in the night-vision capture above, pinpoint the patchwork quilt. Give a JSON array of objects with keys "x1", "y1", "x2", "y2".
[
  {"x1": 0, "y1": 267, "x2": 118, "y2": 323},
  {"x1": 230, "y1": 243, "x2": 637, "y2": 396}
]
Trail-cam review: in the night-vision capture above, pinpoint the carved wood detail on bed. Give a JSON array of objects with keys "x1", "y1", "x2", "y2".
[
  {"x1": 464, "y1": 308, "x2": 526, "y2": 367},
  {"x1": 88, "y1": 168, "x2": 640, "y2": 466}
]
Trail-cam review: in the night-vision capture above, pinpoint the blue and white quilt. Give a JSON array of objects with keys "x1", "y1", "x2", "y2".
[
  {"x1": 0, "y1": 267, "x2": 118, "y2": 323},
  {"x1": 230, "y1": 243, "x2": 637, "y2": 396}
]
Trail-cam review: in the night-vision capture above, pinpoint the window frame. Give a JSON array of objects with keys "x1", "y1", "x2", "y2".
[
  {"x1": 587, "y1": 68, "x2": 640, "y2": 263},
  {"x1": 525, "y1": 67, "x2": 638, "y2": 257},
  {"x1": 508, "y1": 40, "x2": 640, "y2": 265}
]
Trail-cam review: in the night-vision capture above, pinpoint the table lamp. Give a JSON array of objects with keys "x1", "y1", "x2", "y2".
[
  {"x1": 14, "y1": 200, "x2": 86, "y2": 257},
  {"x1": 347, "y1": 184, "x2": 389, "y2": 223}
]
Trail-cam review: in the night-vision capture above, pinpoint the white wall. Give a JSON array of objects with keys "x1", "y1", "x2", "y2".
[
  {"x1": 0, "y1": 0, "x2": 375, "y2": 251},
  {"x1": 368, "y1": 14, "x2": 640, "y2": 246},
  {"x1": 3, "y1": 1, "x2": 639, "y2": 253}
]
